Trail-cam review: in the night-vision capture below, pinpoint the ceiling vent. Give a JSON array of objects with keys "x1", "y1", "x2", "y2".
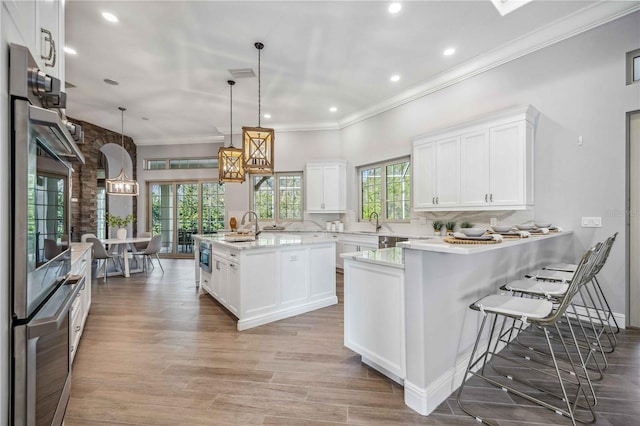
[{"x1": 229, "y1": 68, "x2": 255, "y2": 79}]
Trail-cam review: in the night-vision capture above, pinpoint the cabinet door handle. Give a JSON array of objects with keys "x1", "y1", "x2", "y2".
[
  {"x1": 230, "y1": 253, "x2": 236, "y2": 257},
  {"x1": 490, "y1": 193, "x2": 493, "y2": 202},
  {"x1": 70, "y1": 345, "x2": 74, "y2": 353},
  {"x1": 40, "y1": 28, "x2": 57, "y2": 67},
  {"x1": 432, "y1": 197, "x2": 435, "y2": 204},
  {"x1": 216, "y1": 261, "x2": 220, "y2": 270},
  {"x1": 436, "y1": 197, "x2": 439, "y2": 205},
  {"x1": 75, "y1": 325, "x2": 81, "y2": 332},
  {"x1": 485, "y1": 194, "x2": 488, "y2": 202}
]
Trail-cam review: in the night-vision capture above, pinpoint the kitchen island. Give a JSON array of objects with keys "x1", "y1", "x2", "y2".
[
  {"x1": 194, "y1": 233, "x2": 337, "y2": 331},
  {"x1": 342, "y1": 231, "x2": 574, "y2": 416}
]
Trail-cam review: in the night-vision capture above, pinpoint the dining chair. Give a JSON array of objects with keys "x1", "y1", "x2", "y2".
[
  {"x1": 87, "y1": 237, "x2": 122, "y2": 283},
  {"x1": 81, "y1": 233, "x2": 97, "y2": 243},
  {"x1": 133, "y1": 231, "x2": 152, "y2": 251},
  {"x1": 132, "y1": 234, "x2": 164, "y2": 275}
]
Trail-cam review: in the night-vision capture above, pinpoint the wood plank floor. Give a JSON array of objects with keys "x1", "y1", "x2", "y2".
[{"x1": 65, "y1": 259, "x2": 640, "y2": 425}]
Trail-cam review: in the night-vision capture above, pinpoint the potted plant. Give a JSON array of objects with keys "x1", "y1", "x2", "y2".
[
  {"x1": 445, "y1": 221, "x2": 456, "y2": 234},
  {"x1": 460, "y1": 221, "x2": 474, "y2": 229},
  {"x1": 432, "y1": 220, "x2": 444, "y2": 236},
  {"x1": 106, "y1": 213, "x2": 136, "y2": 239}
]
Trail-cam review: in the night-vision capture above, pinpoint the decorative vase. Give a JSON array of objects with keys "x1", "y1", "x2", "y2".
[
  {"x1": 229, "y1": 217, "x2": 237, "y2": 231},
  {"x1": 116, "y1": 227, "x2": 127, "y2": 240}
]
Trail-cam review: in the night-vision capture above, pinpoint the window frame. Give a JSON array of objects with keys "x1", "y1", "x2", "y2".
[
  {"x1": 357, "y1": 156, "x2": 411, "y2": 223},
  {"x1": 249, "y1": 171, "x2": 304, "y2": 223},
  {"x1": 626, "y1": 48, "x2": 640, "y2": 85},
  {"x1": 144, "y1": 157, "x2": 219, "y2": 170}
]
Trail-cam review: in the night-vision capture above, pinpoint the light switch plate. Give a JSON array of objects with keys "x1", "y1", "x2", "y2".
[{"x1": 581, "y1": 217, "x2": 602, "y2": 228}]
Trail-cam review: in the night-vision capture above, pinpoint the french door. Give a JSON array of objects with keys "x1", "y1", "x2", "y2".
[{"x1": 148, "y1": 180, "x2": 225, "y2": 257}]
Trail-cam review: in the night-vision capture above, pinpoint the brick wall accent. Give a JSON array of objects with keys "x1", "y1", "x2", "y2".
[{"x1": 68, "y1": 117, "x2": 137, "y2": 242}]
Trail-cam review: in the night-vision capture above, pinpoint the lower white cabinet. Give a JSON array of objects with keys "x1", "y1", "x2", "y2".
[
  {"x1": 338, "y1": 234, "x2": 379, "y2": 270},
  {"x1": 200, "y1": 241, "x2": 337, "y2": 330},
  {"x1": 69, "y1": 243, "x2": 92, "y2": 364},
  {"x1": 343, "y1": 258, "x2": 405, "y2": 382}
]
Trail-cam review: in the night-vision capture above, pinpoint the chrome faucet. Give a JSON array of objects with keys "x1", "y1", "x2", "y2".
[
  {"x1": 241, "y1": 210, "x2": 261, "y2": 236},
  {"x1": 369, "y1": 211, "x2": 382, "y2": 232}
]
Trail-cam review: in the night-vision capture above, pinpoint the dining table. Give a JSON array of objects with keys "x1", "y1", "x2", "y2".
[{"x1": 100, "y1": 236, "x2": 152, "y2": 277}]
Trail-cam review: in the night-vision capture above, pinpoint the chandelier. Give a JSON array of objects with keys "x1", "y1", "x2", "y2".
[
  {"x1": 242, "y1": 42, "x2": 274, "y2": 174},
  {"x1": 218, "y1": 80, "x2": 245, "y2": 183},
  {"x1": 106, "y1": 107, "x2": 139, "y2": 196}
]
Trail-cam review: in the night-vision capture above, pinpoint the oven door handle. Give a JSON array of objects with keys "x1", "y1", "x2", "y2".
[
  {"x1": 27, "y1": 276, "x2": 84, "y2": 339},
  {"x1": 29, "y1": 104, "x2": 86, "y2": 164}
]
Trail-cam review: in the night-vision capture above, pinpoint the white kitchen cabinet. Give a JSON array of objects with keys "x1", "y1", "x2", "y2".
[
  {"x1": 200, "y1": 269, "x2": 213, "y2": 295},
  {"x1": 211, "y1": 247, "x2": 241, "y2": 316},
  {"x1": 413, "y1": 105, "x2": 538, "y2": 212},
  {"x1": 412, "y1": 136, "x2": 460, "y2": 209},
  {"x1": 343, "y1": 257, "x2": 405, "y2": 382},
  {"x1": 4, "y1": 0, "x2": 64, "y2": 79},
  {"x1": 305, "y1": 161, "x2": 347, "y2": 213},
  {"x1": 69, "y1": 243, "x2": 92, "y2": 365},
  {"x1": 339, "y1": 233, "x2": 379, "y2": 263}
]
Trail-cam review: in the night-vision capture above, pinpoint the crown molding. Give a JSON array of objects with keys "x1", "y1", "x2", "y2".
[
  {"x1": 216, "y1": 121, "x2": 340, "y2": 135},
  {"x1": 337, "y1": 1, "x2": 640, "y2": 129},
  {"x1": 134, "y1": 134, "x2": 225, "y2": 146}
]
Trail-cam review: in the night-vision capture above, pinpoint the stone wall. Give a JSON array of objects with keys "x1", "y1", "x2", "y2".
[{"x1": 68, "y1": 118, "x2": 137, "y2": 241}]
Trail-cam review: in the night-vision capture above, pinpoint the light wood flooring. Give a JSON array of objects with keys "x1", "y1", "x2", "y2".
[{"x1": 65, "y1": 259, "x2": 640, "y2": 425}]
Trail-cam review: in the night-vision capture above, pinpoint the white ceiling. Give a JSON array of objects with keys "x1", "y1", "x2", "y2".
[{"x1": 63, "y1": 1, "x2": 639, "y2": 145}]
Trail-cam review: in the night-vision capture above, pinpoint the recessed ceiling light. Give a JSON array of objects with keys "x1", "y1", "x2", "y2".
[
  {"x1": 388, "y1": 3, "x2": 402, "y2": 14},
  {"x1": 329, "y1": 107, "x2": 337, "y2": 113},
  {"x1": 102, "y1": 12, "x2": 119, "y2": 23},
  {"x1": 142, "y1": 117, "x2": 150, "y2": 121},
  {"x1": 64, "y1": 46, "x2": 77, "y2": 55},
  {"x1": 443, "y1": 47, "x2": 456, "y2": 56},
  {"x1": 103, "y1": 78, "x2": 119, "y2": 86},
  {"x1": 390, "y1": 74, "x2": 400, "y2": 82},
  {"x1": 263, "y1": 114, "x2": 271, "y2": 119}
]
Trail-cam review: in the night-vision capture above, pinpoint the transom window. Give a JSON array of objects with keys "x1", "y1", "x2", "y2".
[
  {"x1": 358, "y1": 157, "x2": 411, "y2": 222},
  {"x1": 250, "y1": 173, "x2": 303, "y2": 222},
  {"x1": 144, "y1": 158, "x2": 218, "y2": 170}
]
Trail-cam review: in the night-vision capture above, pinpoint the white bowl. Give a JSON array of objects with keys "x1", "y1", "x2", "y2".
[
  {"x1": 491, "y1": 225, "x2": 512, "y2": 233},
  {"x1": 515, "y1": 224, "x2": 534, "y2": 231},
  {"x1": 534, "y1": 222, "x2": 551, "y2": 228},
  {"x1": 461, "y1": 228, "x2": 486, "y2": 237}
]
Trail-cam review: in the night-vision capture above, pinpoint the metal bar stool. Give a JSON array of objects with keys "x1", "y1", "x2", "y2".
[{"x1": 457, "y1": 244, "x2": 599, "y2": 425}]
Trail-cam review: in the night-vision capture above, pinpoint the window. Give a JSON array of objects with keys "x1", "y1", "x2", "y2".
[
  {"x1": 626, "y1": 48, "x2": 640, "y2": 85},
  {"x1": 358, "y1": 157, "x2": 411, "y2": 222},
  {"x1": 250, "y1": 173, "x2": 303, "y2": 222},
  {"x1": 144, "y1": 158, "x2": 218, "y2": 170}
]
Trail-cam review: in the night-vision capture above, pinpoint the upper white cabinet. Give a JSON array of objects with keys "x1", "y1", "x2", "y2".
[
  {"x1": 413, "y1": 105, "x2": 538, "y2": 212},
  {"x1": 305, "y1": 161, "x2": 347, "y2": 213},
  {"x1": 413, "y1": 136, "x2": 460, "y2": 209},
  {"x1": 4, "y1": 0, "x2": 64, "y2": 79}
]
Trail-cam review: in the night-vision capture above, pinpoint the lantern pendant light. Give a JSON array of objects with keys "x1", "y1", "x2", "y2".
[
  {"x1": 106, "y1": 107, "x2": 139, "y2": 196},
  {"x1": 242, "y1": 42, "x2": 274, "y2": 174},
  {"x1": 218, "y1": 80, "x2": 245, "y2": 183}
]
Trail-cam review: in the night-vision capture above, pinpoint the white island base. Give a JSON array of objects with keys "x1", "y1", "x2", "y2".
[{"x1": 195, "y1": 233, "x2": 337, "y2": 331}]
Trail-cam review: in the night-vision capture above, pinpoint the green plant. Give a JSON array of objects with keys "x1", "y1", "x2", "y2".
[
  {"x1": 106, "y1": 212, "x2": 136, "y2": 228},
  {"x1": 460, "y1": 221, "x2": 474, "y2": 229},
  {"x1": 432, "y1": 220, "x2": 443, "y2": 231},
  {"x1": 445, "y1": 221, "x2": 456, "y2": 231}
]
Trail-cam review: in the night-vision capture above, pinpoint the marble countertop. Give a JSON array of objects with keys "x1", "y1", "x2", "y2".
[
  {"x1": 398, "y1": 231, "x2": 572, "y2": 254},
  {"x1": 194, "y1": 233, "x2": 336, "y2": 250},
  {"x1": 341, "y1": 247, "x2": 404, "y2": 269}
]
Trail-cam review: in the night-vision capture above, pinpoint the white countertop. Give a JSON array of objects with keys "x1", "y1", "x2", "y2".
[
  {"x1": 341, "y1": 247, "x2": 404, "y2": 269},
  {"x1": 194, "y1": 233, "x2": 336, "y2": 250},
  {"x1": 398, "y1": 231, "x2": 572, "y2": 254}
]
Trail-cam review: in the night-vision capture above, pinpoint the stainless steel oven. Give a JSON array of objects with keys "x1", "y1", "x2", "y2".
[
  {"x1": 199, "y1": 240, "x2": 212, "y2": 273},
  {"x1": 9, "y1": 43, "x2": 85, "y2": 426}
]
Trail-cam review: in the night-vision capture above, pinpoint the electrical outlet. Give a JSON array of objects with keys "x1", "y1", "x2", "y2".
[
  {"x1": 490, "y1": 218, "x2": 497, "y2": 226},
  {"x1": 581, "y1": 217, "x2": 602, "y2": 228}
]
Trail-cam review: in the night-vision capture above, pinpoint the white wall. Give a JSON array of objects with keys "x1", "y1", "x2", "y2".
[{"x1": 340, "y1": 12, "x2": 640, "y2": 315}]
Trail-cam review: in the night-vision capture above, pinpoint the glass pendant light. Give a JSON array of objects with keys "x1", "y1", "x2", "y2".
[
  {"x1": 218, "y1": 80, "x2": 246, "y2": 183},
  {"x1": 242, "y1": 42, "x2": 274, "y2": 174},
  {"x1": 106, "y1": 107, "x2": 139, "y2": 196}
]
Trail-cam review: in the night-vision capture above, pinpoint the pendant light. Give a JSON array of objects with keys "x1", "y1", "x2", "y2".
[
  {"x1": 106, "y1": 107, "x2": 139, "y2": 196},
  {"x1": 242, "y1": 42, "x2": 274, "y2": 174},
  {"x1": 218, "y1": 80, "x2": 245, "y2": 183}
]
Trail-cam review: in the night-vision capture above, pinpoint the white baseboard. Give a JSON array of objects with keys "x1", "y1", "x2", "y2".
[{"x1": 237, "y1": 296, "x2": 338, "y2": 331}]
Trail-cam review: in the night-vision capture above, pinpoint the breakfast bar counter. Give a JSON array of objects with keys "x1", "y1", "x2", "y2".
[{"x1": 398, "y1": 231, "x2": 574, "y2": 415}]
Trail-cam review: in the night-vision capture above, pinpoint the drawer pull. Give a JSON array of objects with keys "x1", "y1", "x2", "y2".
[
  {"x1": 75, "y1": 325, "x2": 81, "y2": 332},
  {"x1": 70, "y1": 345, "x2": 74, "y2": 353}
]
